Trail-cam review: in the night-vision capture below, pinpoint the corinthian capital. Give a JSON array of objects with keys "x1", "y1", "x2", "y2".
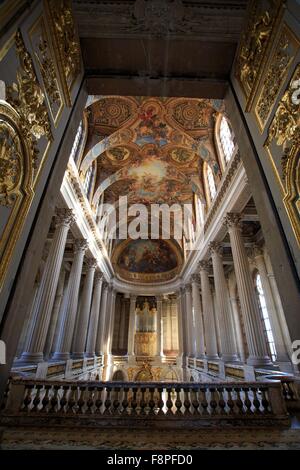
[
  {"x1": 94, "y1": 270, "x2": 103, "y2": 282},
  {"x1": 86, "y1": 256, "x2": 97, "y2": 269},
  {"x1": 198, "y1": 260, "x2": 210, "y2": 272},
  {"x1": 251, "y1": 244, "x2": 264, "y2": 258},
  {"x1": 224, "y1": 212, "x2": 242, "y2": 230},
  {"x1": 73, "y1": 238, "x2": 88, "y2": 254},
  {"x1": 209, "y1": 241, "x2": 223, "y2": 256},
  {"x1": 191, "y1": 273, "x2": 201, "y2": 284},
  {"x1": 55, "y1": 207, "x2": 75, "y2": 228}
]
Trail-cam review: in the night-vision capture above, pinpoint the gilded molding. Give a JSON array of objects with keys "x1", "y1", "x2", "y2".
[
  {"x1": 235, "y1": 0, "x2": 283, "y2": 111},
  {"x1": 44, "y1": 0, "x2": 81, "y2": 106},
  {"x1": 255, "y1": 26, "x2": 298, "y2": 131},
  {"x1": 6, "y1": 29, "x2": 52, "y2": 167}
]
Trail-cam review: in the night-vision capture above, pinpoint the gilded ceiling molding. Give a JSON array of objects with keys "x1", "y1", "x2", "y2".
[
  {"x1": 44, "y1": 0, "x2": 81, "y2": 106},
  {"x1": 235, "y1": 0, "x2": 284, "y2": 111},
  {"x1": 264, "y1": 63, "x2": 300, "y2": 246}
]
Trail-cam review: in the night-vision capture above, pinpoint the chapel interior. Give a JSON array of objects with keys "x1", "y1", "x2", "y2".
[{"x1": 0, "y1": 0, "x2": 300, "y2": 450}]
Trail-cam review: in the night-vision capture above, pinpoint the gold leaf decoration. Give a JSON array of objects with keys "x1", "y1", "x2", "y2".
[
  {"x1": 6, "y1": 29, "x2": 52, "y2": 166},
  {"x1": 36, "y1": 36, "x2": 62, "y2": 111},
  {"x1": 0, "y1": 120, "x2": 22, "y2": 206}
]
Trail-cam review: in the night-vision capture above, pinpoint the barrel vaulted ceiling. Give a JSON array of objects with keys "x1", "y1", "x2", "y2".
[{"x1": 81, "y1": 95, "x2": 224, "y2": 284}]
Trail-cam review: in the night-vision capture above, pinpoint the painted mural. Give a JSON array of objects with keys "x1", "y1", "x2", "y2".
[
  {"x1": 118, "y1": 239, "x2": 178, "y2": 273},
  {"x1": 113, "y1": 239, "x2": 182, "y2": 283}
]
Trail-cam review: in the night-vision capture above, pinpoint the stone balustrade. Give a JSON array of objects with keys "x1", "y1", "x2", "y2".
[{"x1": 0, "y1": 378, "x2": 289, "y2": 428}]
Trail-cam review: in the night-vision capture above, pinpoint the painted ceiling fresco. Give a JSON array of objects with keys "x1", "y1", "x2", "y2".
[
  {"x1": 82, "y1": 95, "x2": 224, "y2": 283},
  {"x1": 112, "y1": 239, "x2": 183, "y2": 283}
]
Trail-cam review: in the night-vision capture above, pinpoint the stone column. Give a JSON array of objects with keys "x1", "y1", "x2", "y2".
[
  {"x1": 52, "y1": 238, "x2": 88, "y2": 361},
  {"x1": 224, "y1": 213, "x2": 272, "y2": 367},
  {"x1": 73, "y1": 257, "x2": 97, "y2": 358},
  {"x1": 21, "y1": 208, "x2": 75, "y2": 363},
  {"x1": 209, "y1": 242, "x2": 239, "y2": 362},
  {"x1": 191, "y1": 274, "x2": 205, "y2": 358},
  {"x1": 44, "y1": 268, "x2": 66, "y2": 358},
  {"x1": 170, "y1": 297, "x2": 178, "y2": 351},
  {"x1": 229, "y1": 293, "x2": 246, "y2": 362},
  {"x1": 85, "y1": 271, "x2": 103, "y2": 357},
  {"x1": 252, "y1": 245, "x2": 291, "y2": 368},
  {"x1": 166, "y1": 299, "x2": 172, "y2": 351},
  {"x1": 95, "y1": 281, "x2": 108, "y2": 355},
  {"x1": 127, "y1": 295, "x2": 136, "y2": 356},
  {"x1": 176, "y1": 289, "x2": 185, "y2": 358},
  {"x1": 198, "y1": 261, "x2": 219, "y2": 360},
  {"x1": 185, "y1": 284, "x2": 195, "y2": 357},
  {"x1": 106, "y1": 288, "x2": 116, "y2": 355},
  {"x1": 156, "y1": 296, "x2": 164, "y2": 357}
]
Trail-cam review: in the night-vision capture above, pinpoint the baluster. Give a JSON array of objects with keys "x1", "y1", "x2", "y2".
[
  {"x1": 225, "y1": 387, "x2": 235, "y2": 415},
  {"x1": 281, "y1": 382, "x2": 289, "y2": 401},
  {"x1": 217, "y1": 387, "x2": 226, "y2": 415},
  {"x1": 251, "y1": 387, "x2": 262, "y2": 414},
  {"x1": 95, "y1": 387, "x2": 103, "y2": 414},
  {"x1": 260, "y1": 387, "x2": 270, "y2": 414},
  {"x1": 77, "y1": 386, "x2": 86, "y2": 414},
  {"x1": 41, "y1": 385, "x2": 51, "y2": 412},
  {"x1": 49, "y1": 385, "x2": 60, "y2": 413},
  {"x1": 104, "y1": 386, "x2": 112, "y2": 415},
  {"x1": 199, "y1": 387, "x2": 209, "y2": 415},
  {"x1": 209, "y1": 387, "x2": 218, "y2": 415},
  {"x1": 112, "y1": 387, "x2": 120, "y2": 415},
  {"x1": 234, "y1": 387, "x2": 244, "y2": 414},
  {"x1": 66, "y1": 386, "x2": 76, "y2": 414},
  {"x1": 175, "y1": 387, "x2": 182, "y2": 415},
  {"x1": 242, "y1": 387, "x2": 252, "y2": 414},
  {"x1": 148, "y1": 387, "x2": 156, "y2": 415},
  {"x1": 140, "y1": 387, "x2": 147, "y2": 415},
  {"x1": 59, "y1": 386, "x2": 69, "y2": 413},
  {"x1": 131, "y1": 387, "x2": 138, "y2": 415},
  {"x1": 86, "y1": 386, "x2": 95, "y2": 414},
  {"x1": 183, "y1": 387, "x2": 192, "y2": 415},
  {"x1": 22, "y1": 384, "x2": 34, "y2": 412},
  {"x1": 121, "y1": 387, "x2": 129, "y2": 415},
  {"x1": 32, "y1": 384, "x2": 43, "y2": 412},
  {"x1": 166, "y1": 387, "x2": 173, "y2": 416},
  {"x1": 191, "y1": 387, "x2": 200, "y2": 415},
  {"x1": 157, "y1": 387, "x2": 164, "y2": 416}
]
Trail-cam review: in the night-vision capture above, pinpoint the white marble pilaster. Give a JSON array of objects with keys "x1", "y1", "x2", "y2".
[
  {"x1": 191, "y1": 274, "x2": 205, "y2": 358},
  {"x1": 198, "y1": 260, "x2": 219, "y2": 360},
  {"x1": 224, "y1": 213, "x2": 272, "y2": 367}
]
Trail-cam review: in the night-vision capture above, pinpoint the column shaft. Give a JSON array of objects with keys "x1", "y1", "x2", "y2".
[
  {"x1": 85, "y1": 272, "x2": 103, "y2": 357},
  {"x1": 191, "y1": 276, "x2": 205, "y2": 358},
  {"x1": 199, "y1": 261, "x2": 219, "y2": 360}
]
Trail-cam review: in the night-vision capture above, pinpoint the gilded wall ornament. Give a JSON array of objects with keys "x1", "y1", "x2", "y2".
[
  {"x1": 0, "y1": 121, "x2": 21, "y2": 206},
  {"x1": 46, "y1": 0, "x2": 81, "y2": 104},
  {"x1": 235, "y1": 0, "x2": 282, "y2": 109},
  {"x1": 255, "y1": 30, "x2": 294, "y2": 129},
  {"x1": 36, "y1": 37, "x2": 62, "y2": 111},
  {"x1": 6, "y1": 30, "x2": 52, "y2": 166}
]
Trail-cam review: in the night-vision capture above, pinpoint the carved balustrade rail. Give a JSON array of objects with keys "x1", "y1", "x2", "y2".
[{"x1": 0, "y1": 378, "x2": 289, "y2": 428}]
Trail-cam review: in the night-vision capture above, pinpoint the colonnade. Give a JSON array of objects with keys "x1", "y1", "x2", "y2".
[
  {"x1": 18, "y1": 207, "x2": 114, "y2": 363},
  {"x1": 180, "y1": 212, "x2": 292, "y2": 369}
]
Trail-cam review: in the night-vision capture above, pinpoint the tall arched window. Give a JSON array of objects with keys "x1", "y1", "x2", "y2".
[
  {"x1": 254, "y1": 272, "x2": 277, "y2": 362},
  {"x1": 83, "y1": 163, "x2": 95, "y2": 199},
  {"x1": 207, "y1": 164, "x2": 217, "y2": 201},
  {"x1": 70, "y1": 120, "x2": 83, "y2": 165},
  {"x1": 219, "y1": 116, "x2": 235, "y2": 163}
]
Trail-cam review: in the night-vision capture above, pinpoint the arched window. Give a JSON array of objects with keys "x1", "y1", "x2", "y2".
[
  {"x1": 83, "y1": 163, "x2": 95, "y2": 199},
  {"x1": 207, "y1": 164, "x2": 217, "y2": 201},
  {"x1": 254, "y1": 272, "x2": 277, "y2": 362},
  {"x1": 70, "y1": 120, "x2": 83, "y2": 165},
  {"x1": 219, "y1": 116, "x2": 235, "y2": 163}
]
